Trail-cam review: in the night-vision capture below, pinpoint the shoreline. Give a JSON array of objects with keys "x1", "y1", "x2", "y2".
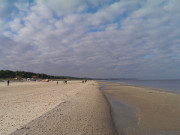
[
  {"x1": 99, "y1": 81, "x2": 180, "y2": 135},
  {"x1": 98, "y1": 80, "x2": 180, "y2": 94}
]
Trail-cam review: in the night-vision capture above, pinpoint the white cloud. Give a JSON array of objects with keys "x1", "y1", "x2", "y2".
[
  {"x1": 9, "y1": 18, "x2": 23, "y2": 32},
  {"x1": 0, "y1": 0, "x2": 180, "y2": 79}
]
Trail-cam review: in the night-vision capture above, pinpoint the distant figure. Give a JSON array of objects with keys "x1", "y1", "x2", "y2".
[
  {"x1": 63, "y1": 80, "x2": 67, "y2": 84},
  {"x1": 7, "y1": 80, "x2": 10, "y2": 86},
  {"x1": 82, "y1": 80, "x2": 84, "y2": 83},
  {"x1": 57, "y1": 81, "x2": 58, "y2": 85}
]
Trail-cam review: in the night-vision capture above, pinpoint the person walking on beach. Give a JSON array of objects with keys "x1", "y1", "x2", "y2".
[
  {"x1": 7, "y1": 80, "x2": 10, "y2": 86},
  {"x1": 63, "y1": 80, "x2": 67, "y2": 84},
  {"x1": 57, "y1": 81, "x2": 58, "y2": 85}
]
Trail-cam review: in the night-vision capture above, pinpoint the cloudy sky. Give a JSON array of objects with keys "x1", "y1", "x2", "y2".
[{"x1": 0, "y1": 0, "x2": 180, "y2": 79}]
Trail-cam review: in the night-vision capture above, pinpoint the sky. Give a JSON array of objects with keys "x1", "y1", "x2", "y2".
[{"x1": 0, "y1": 0, "x2": 180, "y2": 79}]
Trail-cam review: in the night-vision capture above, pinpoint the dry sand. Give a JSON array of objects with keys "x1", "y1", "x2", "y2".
[
  {"x1": 0, "y1": 81, "x2": 116, "y2": 135},
  {"x1": 102, "y1": 82, "x2": 180, "y2": 131}
]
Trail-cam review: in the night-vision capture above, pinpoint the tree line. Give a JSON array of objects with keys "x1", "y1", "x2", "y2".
[{"x1": 0, "y1": 70, "x2": 85, "y2": 80}]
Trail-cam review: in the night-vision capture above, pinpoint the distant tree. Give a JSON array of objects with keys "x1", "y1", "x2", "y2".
[{"x1": 0, "y1": 70, "x2": 89, "y2": 80}]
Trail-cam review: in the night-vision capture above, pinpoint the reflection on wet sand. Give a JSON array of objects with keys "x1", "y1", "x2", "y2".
[{"x1": 100, "y1": 82, "x2": 180, "y2": 135}]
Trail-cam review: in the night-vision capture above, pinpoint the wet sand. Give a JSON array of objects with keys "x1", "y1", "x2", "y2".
[
  {"x1": 100, "y1": 82, "x2": 180, "y2": 135},
  {"x1": 0, "y1": 81, "x2": 116, "y2": 135}
]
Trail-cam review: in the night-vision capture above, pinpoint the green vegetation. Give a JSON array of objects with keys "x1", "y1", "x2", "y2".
[{"x1": 0, "y1": 70, "x2": 87, "y2": 80}]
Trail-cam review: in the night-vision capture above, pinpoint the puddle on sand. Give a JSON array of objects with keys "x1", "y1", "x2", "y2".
[{"x1": 105, "y1": 95, "x2": 137, "y2": 135}]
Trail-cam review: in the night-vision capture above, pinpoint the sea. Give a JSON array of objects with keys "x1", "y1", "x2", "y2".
[{"x1": 101, "y1": 79, "x2": 180, "y2": 94}]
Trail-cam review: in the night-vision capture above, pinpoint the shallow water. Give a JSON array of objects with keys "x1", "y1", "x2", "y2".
[{"x1": 105, "y1": 96, "x2": 137, "y2": 135}]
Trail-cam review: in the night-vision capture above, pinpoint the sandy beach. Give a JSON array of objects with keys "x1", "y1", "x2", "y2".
[
  {"x1": 100, "y1": 82, "x2": 180, "y2": 135},
  {"x1": 0, "y1": 81, "x2": 116, "y2": 135}
]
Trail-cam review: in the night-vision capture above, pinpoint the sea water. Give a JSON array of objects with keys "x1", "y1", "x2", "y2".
[{"x1": 102, "y1": 79, "x2": 180, "y2": 94}]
